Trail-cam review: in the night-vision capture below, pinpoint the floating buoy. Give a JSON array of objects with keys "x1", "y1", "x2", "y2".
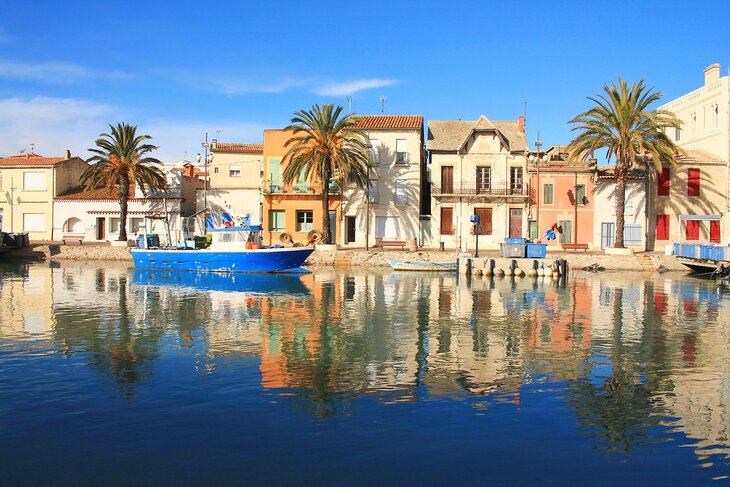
[
  {"x1": 505, "y1": 267, "x2": 513, "y2": 276},
  {"x1": 527, "y1": 268, "x2": 537, "y2": 277},
  {"x1": 474, "y1": 268, "x2": 483, "y2": 277},
  {"x1": 494, "y1": 268, "x2": 504, "y2": 276},
  {"x1": 483, "y1": 267, "x2": 492, "y2": 276},
  {"x1": 514, "y1": 268, "x2": 525, "y2": 277},
  {"x1": 537, "y1": 266, "x2": 545, "y2": 277}
]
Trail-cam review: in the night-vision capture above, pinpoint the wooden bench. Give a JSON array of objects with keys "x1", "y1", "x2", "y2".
[
  {"x1": 562, "y1": 243, "x2": 589, "y2": 252},
  {"x1": 380, "y1": 240, "x2": 407, "y2": 250},
  {"x1": 62, "y1": 235, "x2": 85, "y2": 245}
]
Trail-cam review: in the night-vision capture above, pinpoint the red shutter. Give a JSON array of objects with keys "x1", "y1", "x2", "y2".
[
  {"x1": 710, "y1": 220, "x2": 720, "y2": 243},
  {"x1": 440, "y1": 207, "x2": 453, "y2": 235},
  {"x1": 687, "y1": 168, "x2": 700, "y2": 196},
  {"x1": 686, "y1": 220, "x2": 699, "y2": 240},
  {"x1": 656, "y1": 215, "x2": 669, "y2": 240},
  {"x1": 474, "y1": 208, "x2": 493, "y2": 235},
  {"x1": 658, "y1": 167, "x2": 670, "y2": 196}
]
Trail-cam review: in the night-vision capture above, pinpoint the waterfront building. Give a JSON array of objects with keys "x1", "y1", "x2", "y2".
[
  {"x1": 342, "y1": 115, "x2": 425, "y2": 248},
  {"x1": 53, "y1": 165, "x2": 203, "y2": 244},
  {"x1": 0, "y1": 151, "x2": 87, "y2": 240},
  {"x1": 526, "y1": 145, "x2": 596, "y2": 249},
  {"x1": 201, "y1": 142, "x2": 264, "y2": 228},
  {"x1": 262, "y1": 129, "x2": 342, "y2": 247},
  {"x1": 427, "y1": 115, "x2": 529, "y2": 251},
  {"x1": 659, "y1": 64, "x2": 730, "y2": 244},
  {"x1": 593, "y1": 167, "x2": 649, "y2": 251}
]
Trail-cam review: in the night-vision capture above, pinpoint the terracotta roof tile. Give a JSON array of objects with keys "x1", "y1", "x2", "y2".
[
  {"x1": 596, "y1": 167, "x2": 647, "y2": 180},
  {"x1": 212, "y1": 143, "x2": 263, "y2": 153},
  {"x1": 351, "y1": 115, "x2": 424, "y2": 130},
  {"x1": 56, "y1": 186, "x2": 140, "y2": 200},
  {"x1": 0, "y1": 154, "x2": 84, "y2": 167},
  {"x1": 677, "y1": 149, "x2": 725, "y2": 164}
]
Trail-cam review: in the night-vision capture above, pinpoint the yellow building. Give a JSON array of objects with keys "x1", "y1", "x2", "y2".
[{"x1": 0, "y1": 151, "x2": 88, "y2": 240}]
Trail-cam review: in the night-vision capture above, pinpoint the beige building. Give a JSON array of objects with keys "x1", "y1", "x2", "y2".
[
  {"x1": 200, "y1": 142, "x2": 264, "y2": 228},
  {"x1": 341, "y1": 115, "x2": 425, "y2": 248},
  {"x1": 0, "y1": 151, "x2": 88, "y2": 240},
  {"x1": 427, "y1": 115, "x2": 529, "y2": 251},
  {"x1": 659, "y1": 64, "x2": 730, "y2": 244}
]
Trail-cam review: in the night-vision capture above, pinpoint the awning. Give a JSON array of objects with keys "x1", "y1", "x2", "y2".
[{"x1": 678, "y1": 214, "x2": 721, "y2": 222}]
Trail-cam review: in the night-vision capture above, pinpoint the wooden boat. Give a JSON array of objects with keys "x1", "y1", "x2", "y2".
[
  {"x1": 384, "y1": 257, "x2": 457, "y2": 272},
  {"x1": 130, "y1": 224, "x2": 313, "y2": 273}
]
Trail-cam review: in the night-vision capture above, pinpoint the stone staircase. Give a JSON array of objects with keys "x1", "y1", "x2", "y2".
[
  {"x1": 333, "y1": 252, "x2": 352, "y2": 269},
  {"x1": 635, "y1": 253, "x2": 656, "y2": 271}
]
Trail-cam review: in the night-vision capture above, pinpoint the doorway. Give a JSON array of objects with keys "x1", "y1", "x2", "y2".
[
  {"x1": 345, "y1": 216, "x2": 356, "y2": 244},
  {"x1": 601, "y1": 222, "x2": 615, "y2": 249},
  {"x1": 96, "y1": 217, "x2": 106, "y2": 240},
  {"x1": 509, "y1": 208, "x2": 522, "y2": 238},
  {"x1": 329, "y1": 211, "x2": 337, "y2": 244}
]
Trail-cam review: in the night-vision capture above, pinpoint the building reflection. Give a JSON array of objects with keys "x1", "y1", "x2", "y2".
[{"x1": 0, "y1": 262, "x2": 729, "y2": 461}]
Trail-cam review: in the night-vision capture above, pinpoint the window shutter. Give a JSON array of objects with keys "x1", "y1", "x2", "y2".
[
  {"x1": 685, "y1": 220, "x2": 699, "y2": 240},
  {"x1": 656, "y1": 215, "x2": 669, "y2": 240},
  {"x1": 687, "y1": 168, "x2": 700, "y2": 196},
  {"x1": 658, "y1": 167, "x2": 670, "y2": 196}
]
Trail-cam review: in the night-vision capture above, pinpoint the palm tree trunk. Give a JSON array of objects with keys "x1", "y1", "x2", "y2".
[
  {"x1": 321, "y1": 182, "x2": 331, "y2": 245},
  {"x1": 614, "y1": 163, "x2": 627, "y2": 249},
  {"x1": 118, "y1": 175, "x2": 129, "y2": 241}
]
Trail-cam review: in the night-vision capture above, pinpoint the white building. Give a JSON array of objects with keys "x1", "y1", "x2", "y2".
[{"x1": 593, "y1": 167, "x2": 648, "y2": 250}]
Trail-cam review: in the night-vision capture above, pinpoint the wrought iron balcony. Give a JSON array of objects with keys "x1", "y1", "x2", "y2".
[
  {"x1": 430, "y1": 182, "x2": 528, "y2": 197},
  {"x1": 264, "y1": 181, "x2": 341, "y2": 195}
]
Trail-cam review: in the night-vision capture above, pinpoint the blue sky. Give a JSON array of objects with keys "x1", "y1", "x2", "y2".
[{"x1": 1, "y1": 0, "x2": 728, "y2": 162}]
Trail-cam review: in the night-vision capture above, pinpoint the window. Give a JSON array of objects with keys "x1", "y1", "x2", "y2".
[
  {"x1": 675, "y1": 127, "x2": 681, "y2": 141},
  {"x1": 269, "y1": 210, "x2": 285, "y2": 231},
  {"x1": 713, "y1": 104, "x2": 719, "y2": 129},
  {"x1": 395, "y1": 139, "x2": 408, "y2": 164},
  {"x1": 473, "y1": 208, "x2": 493, "y2": 235},
  {"x1": 686, "y1": 220, "x2": 699, "y2": 240},
  {"x1": 395, "y1": 180, "x2": 407, "y2": 205},
  {"x1": 441, "y1": 166, "x2": 454, "y2": 193},
  {"x1": 214, "y1": 167, "x2": 219, "y2": 173},
  {"x1": 476, "y1": 167, "x2": 491, "y2": 193},
  {"x1": 369, "y1": 138, "x2": 380, "y2": 165},
  {"x1": 576, "y1": 184, "x2": 587, "y2": 205},
  {"x1": 130, "y1": 218, "x2": 144, "y2": 233},
  {"x1": 543, "y1": 183, "x2": 554, "y2": 204},
  {"x1": 656, "y1": 214, "x2": 669, "y2": 240},
  {"x1": 624, "y1": 223, "x2": 642, "y2": 246},
  {"x1": 440, "y1": 207, "x2": 454, "y2": 235},
  {"x1": 368, "y1": 179, "x2": 379, "y2": 204},
  {"x1": 110, "y1": 217, "x2": 120, "y2": 233},
  {"x1": 229, "y1": 165, "x2": 241, "y2": 177},
  {"x1": 658, "y1": 167, "x2": 670, "y2": 196},
  {"x1": 690, "y1": 112, "x2": 697, "y2": 135},
  {"x1": 268, "y1": 157, "x2": 282, "y2": 189},
  {"x1": 23, "y1": 213, "x2": 45, "y2": 231},
  {"x1": 296, "y1": 210, "x2": 313, "y2": 232},
  {"x1": 510, "y1": 167, "x2": 523, "y2": 194},
  {"x1": 687, "y1": 168, "x2": 700, "y2": 196},
  {"x1": 23, "y1": 172, "x2": 46, "y2": 191}
]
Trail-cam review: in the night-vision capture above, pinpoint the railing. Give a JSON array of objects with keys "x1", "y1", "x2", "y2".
[
  {"x1": 264, "y1": 181, "x2": 341, "y2": 194},
  {"x1": 431, "y1": 182, "x2": 529, "y2": 196}
]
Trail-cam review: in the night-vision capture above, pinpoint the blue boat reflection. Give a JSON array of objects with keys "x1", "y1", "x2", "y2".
[{"x1": 132, "y1": 269, "x2": 311, "y2": 295}]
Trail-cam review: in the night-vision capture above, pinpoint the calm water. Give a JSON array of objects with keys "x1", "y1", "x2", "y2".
[{"x1": 1, "y1": 261, "x2": 730, "y2": 486}]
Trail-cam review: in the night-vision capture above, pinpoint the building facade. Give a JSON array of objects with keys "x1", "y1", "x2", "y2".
[
  {"x1": 427, "y1": 115, "x2": 529, "y2": 251},
  {"x1": 593, "y1": 168, "x2": 648, "y2": 250},
  {"x1": 0, "y1": 151, "x2": 87, "y2": 240},
  {"x1": 659, "y1": 63, "x2": 730, "y2": 244},
  {"x1": 341, "y1": 115, "x2": 424, "y2": 248}
]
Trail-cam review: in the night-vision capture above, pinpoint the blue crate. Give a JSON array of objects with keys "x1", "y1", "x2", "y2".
[
  {"x1": 504, "y1": 237, "x2": 528, "y2": 244},
  {"x1": 526, "y1": 243, "x2": 547, "y2": 258},
  {"x1": 673, "y1": 243, "x2": 681, "y2": 256},
  {"x1": 700, "y1": 245, "x2": 712, "y2": 260}
]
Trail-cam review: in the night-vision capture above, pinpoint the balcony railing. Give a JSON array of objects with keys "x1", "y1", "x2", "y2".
[
  {"x1": 264, "y1": 181, "x2": 341, "y2": 195},
  {"x1": 431, "y1": 182, "x2": 528, "y2": 196}
]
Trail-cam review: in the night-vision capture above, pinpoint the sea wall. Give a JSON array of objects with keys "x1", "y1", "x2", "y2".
[{"x1": 7, "y1": 243, "x2": 689, "y2": 272}]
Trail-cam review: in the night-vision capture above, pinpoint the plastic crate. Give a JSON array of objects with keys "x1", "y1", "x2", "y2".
[
  {"x1": 526, "y1": 243, "x2": 547, "y2": 258},
  {"x1": 700, "y1": 245, "x2": 712, "y2": 260},
  {"x1": 504, "y1": 238, "x2": 528, "y2": 244},
  {"x1": 673, "y1": 243, "x2": 681, "y2": 256},
  {"x1": 500, "y1": 243, "x2": 526, "y2": 258}
]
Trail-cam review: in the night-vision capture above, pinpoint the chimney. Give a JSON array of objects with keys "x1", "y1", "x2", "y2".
[
  {"x1": 65, "y1": 149, "x2": 71, "y2": 159},
  {"x1": 704, "y1": 64, "x2": 721, "y2": 85},
  {"x1": 518, "y1": 115, "x2": 525, "y2": 134},
  {"x1": 184, "y1": 164, "x2": 195, "y2": 178}
]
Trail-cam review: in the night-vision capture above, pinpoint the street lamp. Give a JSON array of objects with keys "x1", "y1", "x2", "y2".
[
  {"x1": 528, "y1": 133, "x2": 547, "y2": 239},
  {"x1": 365, "y1": 139, "x2": 373, "y2": 251}
]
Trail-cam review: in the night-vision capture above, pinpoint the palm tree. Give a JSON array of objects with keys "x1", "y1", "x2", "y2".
[
  {"x1": 567, "y1": 78, "x2": 681, "y2": 248},
  {"x1": 80, "y1": 123, "x2": 167, "y2": 241},
  {"x1": 282, "y1": 104, "x2": 370, "y2": 244}
]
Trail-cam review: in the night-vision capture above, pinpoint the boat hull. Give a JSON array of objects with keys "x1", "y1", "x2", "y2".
[
  {"x1": 384, "y1": 257, "x2": 457, "y2": 271},
  {"x1": 129, "y1": 247, "x2": 314, "y2": 273}
]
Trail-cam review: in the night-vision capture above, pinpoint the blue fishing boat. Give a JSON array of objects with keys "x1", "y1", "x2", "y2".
[
  {"x1": 130, "y1": 224, "x2": 314, "y2": 273},
  {"x1": 384, "y1": 257, "x2": 457, "y2": 272}
]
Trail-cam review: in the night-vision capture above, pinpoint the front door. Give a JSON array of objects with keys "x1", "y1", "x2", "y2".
[
  {"x1": 329, "y1": 211, "x2": 337, "y2": 244},
  {"x1": 96, "y1": 217, "x2": 106, "y2": 240},
  {"x1": 345, "y1": 216, "x2": 356, "y2": 244},
  {"x1": 509, "y1": 208, "x2": 522, "y2": 238},
  {"x1": 601, "y1": 222, "x2": 615, "y2": 249}
]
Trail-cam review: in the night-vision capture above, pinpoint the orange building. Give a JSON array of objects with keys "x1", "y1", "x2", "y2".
[
  {"x1": 527, "y1": 145, "x2": 596, "y2": 249},
  {"x1": 262, "y1": 129, "x2": 342, "y2": 247}
]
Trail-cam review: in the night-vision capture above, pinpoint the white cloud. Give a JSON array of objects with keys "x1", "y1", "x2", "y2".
[
  {"x1": 314, "y1": 78, "x2": 398, "y2": 96},
  {"x1": 213, "y1": 77, "x2": 307, "y2": 95},
  {"x1": 0, "y1": 96, "x2": 267, "y2": 163},
  {"x1": 0, "y1": 60, "x2": 132, "y2": 84}
]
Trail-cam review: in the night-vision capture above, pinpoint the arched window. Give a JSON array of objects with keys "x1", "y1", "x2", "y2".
[{"x1": 63, "y1": 217, "x2": 83, "y2": 233}]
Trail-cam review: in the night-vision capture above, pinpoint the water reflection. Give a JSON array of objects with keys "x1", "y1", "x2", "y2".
[{"x1": 1, "y1": 262, "x2": 730, "y2": 470}]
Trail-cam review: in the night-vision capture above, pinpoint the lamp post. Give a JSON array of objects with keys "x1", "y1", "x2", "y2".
[
  {"x1": 365, "y1": 139, "x2": 373, "y2": 251},
  {"x1": 528, "y1": 133, "x2": 547, "y2": 239}
]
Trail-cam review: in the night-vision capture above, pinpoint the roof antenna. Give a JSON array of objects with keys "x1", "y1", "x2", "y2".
[
  {"x1": 380, "y1": 96, "x2": 387, "y2": 115},
  {"x1": 345, "y1": 96, "x2": 352, "y2": 113},
  {"x1": 30, "y1": 143, "x2": 35, "y2": 154}
]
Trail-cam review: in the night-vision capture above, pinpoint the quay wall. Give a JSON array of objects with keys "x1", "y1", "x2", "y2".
[{"x1": 6, "y1": 243, "x2": 689, "y2": 272}]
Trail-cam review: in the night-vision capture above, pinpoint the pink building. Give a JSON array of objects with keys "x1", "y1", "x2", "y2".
[{"x1": 527, "y1": 145, "x2": 596, "y2": 249}]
